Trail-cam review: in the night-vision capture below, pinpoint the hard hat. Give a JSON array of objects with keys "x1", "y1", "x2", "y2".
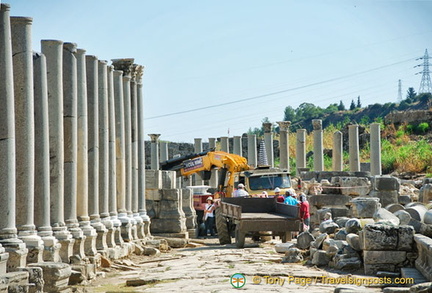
[
  {"x1": 238, "y1": 183, "x2": 245, "y2": 189},
  {"x1": 274, "y1": 187, "x2": 281, "y2": 193},
  {"x1": 206, "y1": 196, "x2": 213, "y2": 201}
]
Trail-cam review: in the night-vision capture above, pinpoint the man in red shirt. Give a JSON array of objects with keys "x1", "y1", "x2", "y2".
[{"x1": 299, "y1": 193, "x2": 310, "y2": 231}]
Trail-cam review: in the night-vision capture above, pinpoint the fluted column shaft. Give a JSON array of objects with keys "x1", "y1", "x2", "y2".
[
  {"x1": 332, "y1": 131, "x2": 343, "y2": 171},
  {"x1": 349, "y1": 124, "x2": 360, "y2": 172},
  {"x1": 263, "y1": 122, "x2": 274, "y2": 167},
  {"x1": 296, "y1": 129, "x2": 307, "y2": 172},
  {"x1": 247, "y1": 134, "x2": 257, "y2": 168},
  {"x1": 76, "y1": 49, "x2": 97, "y2": 256},
  {"x1": 370, "y1": 123, "x2": 382, "y2": 176},
  {"x1": 312, "y1": 119, "x2": 324, "y2": 171},
  {"x1": 277, "y1": 121, "x2": 291, "y2": 171}
]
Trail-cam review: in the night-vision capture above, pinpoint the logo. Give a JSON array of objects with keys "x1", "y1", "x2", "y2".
[{"x1": 230, "y1": 273, "x2": 246, "y2": 288}]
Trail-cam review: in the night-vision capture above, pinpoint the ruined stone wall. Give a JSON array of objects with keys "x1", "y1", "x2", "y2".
[{"x1": 385, "y1": 110, "x2": 432, "y2": 126}]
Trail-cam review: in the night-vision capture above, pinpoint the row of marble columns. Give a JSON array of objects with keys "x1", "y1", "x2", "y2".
[
  {"x1": 0, "y1": 4, "x2": 150, "y2": 272},
  {"x1": 148, "y1": 120, "x2": 382, "y2": 179}
]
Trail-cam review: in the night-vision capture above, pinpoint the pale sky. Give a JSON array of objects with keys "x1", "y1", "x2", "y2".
[{"x1": 6, "y1": 0, "x2": 432, "y2": 142}]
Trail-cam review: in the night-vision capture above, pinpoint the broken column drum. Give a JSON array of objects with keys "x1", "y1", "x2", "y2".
[
  {"x1": 75, "y1": 48, "x2": 98, "y2": 257},
  {"x1": 11, "y1": 16, "x2": 44, "y2": 264},
  {"x1": 149, "y1": 134, "x2": 161, "y2": 171},
  {"x1": 370, "y1": 123, "x2": 382, "y2": 176},
  {"x1": 0, "y1": 4, "x2": 28, "y2": 271},
  {"x1": 296, "y1": 129, "x2": 306, "y2": 172},
  {"x1": 208, "y1": 137, "x2": 219, "y2": 188},
  {"x1": 233, "y1": 136, "x2": 242, "y2": 156},
  {"x1": 194, "y1": 138, "x2": 203, "y2": 185},
  {"x1": 312, "y1": 119, "x2": 324, "y2": 171},
  {"x1": 220, "y1": 136, "x2": 229, "y2": 153},
  {"x1": 349, "y1": 124, "x2": 360, "y2": 172},
  {"x1": 41, "y1": 39, "x2": 75, "y2": 263},
  {"x1": 263, "y1": 122, "x2": 274, "y2": 167},
  {"x1": 160, "y1": 141, "x2": 168, "y2": 162},
  {"x1": 277, "y1": 121, "x2": 291, "y2": 171}
]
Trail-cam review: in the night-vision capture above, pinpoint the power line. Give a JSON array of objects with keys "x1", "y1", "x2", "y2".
[{"x1": 145, "y1": 58, "x2": 414, "y2": 120}]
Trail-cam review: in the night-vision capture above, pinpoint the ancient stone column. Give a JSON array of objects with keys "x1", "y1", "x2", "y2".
[
  {"x1": 349, "y1": 124, "x2": 360, "y2": 172},
  {"x1": 160, "y1": 141, "x2": 169, "y2": 162},
  {"x1": 296, "y1": 129, "x2": 307, "y2": 172},
  {"x1": 312, "y1": 119, "x2": 324, "y2": 171},
  {"x1": 0, "y1": 5, "x2": 28, "y2": 270},
  {"x1": 11, "y1": 16, "x2": 44, "y2": 264},
  {"x1": 112, "y1": 68, "x2": 132, "y2": 242},
  {"x1": 277, "y1": 121, "x2": 291, "y2": 171},
  {"x1": 220, "y1": 136, "x2": 229, "y2": 153},
  {"x1": 332, "y1": 131, "x2": 343, "y2": 171},
  {"x1": 33, "y1": 52, "x2": 61, "y2": 262},
  {"x1": 194, "y1": 138, "x2": 203, "y2": 185},
  {"x1": 98, "y1": 60, "x2": 115, "y2": 248},
  {"x1": 208, "y1": 138, "x2": 218, "y2": 188},
  {"x1": 62, "y1": 42, "x2": 85, "y2": 259},
  {"x1": 41, "y1": 39, "x2": 74, "y2": 263},
  {"x1": 233, "y1": 136, "x2": 242, "y2": 156},
  {"x1": 130, "y1": 64, "x2": 144, "y2": 239},
  {"x1": 75, "y1": 48, "x2": 97, "y2": 257},
  {"x1": 263, "y1": 122, "x2": 274, "y2": 167},
  {"x1": 370, "y1": 123, "x2": 382, "y2": 176},
  {"x1": 86, "y1": 55, "x2": 107, "y2": 251},
  {"x1": 247, "y1": 134, "x2": 257, "y2": 168},
  {"x1": 136, "y1": 66, "x2": 150, "y2": 238},
  {"x1": 149, "y1": 134, "x2": 161, "y2": 170},
  {"x1": 107, "y1": 65, "x2": 123, "y2": 246}
]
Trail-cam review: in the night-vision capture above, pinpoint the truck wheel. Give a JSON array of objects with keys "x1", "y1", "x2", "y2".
[
  {"x1": 215, "y1": 208, "x2": 231, "y2": 245},
  {"x1": 235, "y1": 228, "x2": 246, "y2": 248}
]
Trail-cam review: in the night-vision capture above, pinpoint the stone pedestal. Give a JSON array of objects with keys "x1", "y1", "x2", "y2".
[
  {"x1": 182, "y1": 188, "x2": 197, "y2": 232},
  {"x1": 28, "y1": 262, "x2": 72, "y2": 293},
  {"x1": 263, "y1": 122, "x2": 274, "y2": 167},
  {"x1": 247, "y1": 134, "x2": 257, "y2": 168},
  {"x1": 348, "y1": 124, "x2": 360, "y2": 172},
  {"x1": 370, "y1": 123, "x2": 382, "y2": 176},
  {"x1": 296, "y1": 129, "x2": 307, "y2": 172},
  {"x1": 332, "y1": 131, "x2": 343, "y2": 171},
  {"x1": 277, "y1": 121, "x2": 291, "y2": 170},
  {"x1": 312, "y1": 119, "x2": 324, "y2": 171},
  {"x1": 11, "y1": 16, "x2": 44, "y2": 264},
  {"x1": 33, "y1": 51, "x2": 62, "y2": 263}
]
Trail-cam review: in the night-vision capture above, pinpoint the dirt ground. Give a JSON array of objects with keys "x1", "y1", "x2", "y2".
[{"x1": 75, "y1": 237, "x2": 394, "y2": 293}]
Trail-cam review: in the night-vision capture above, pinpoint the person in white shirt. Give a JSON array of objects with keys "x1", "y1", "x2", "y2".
[
  {"x1": 233, "y1": 183, "x2": 249, "y2": 197},
  {"x1": 204, "y1": 197, "x2": 216, "y2": 236}
]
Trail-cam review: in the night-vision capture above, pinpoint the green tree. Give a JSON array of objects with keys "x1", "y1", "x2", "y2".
[
  {"x1": 349, "y1": 99, "x2": 356, "y2": 110},
  {"x1": 356, "y1": 96, "x2": 361, "y2": 108},
  {"x1": 295, "y1": 102, "x2": 323, "y2": 121},
  {"x1": 283, "y1": 106, "x2": 295, "y2": 122},
  {"x1": 338, "y1": 100, "x2": 345, "y2": 111},
  {"x1": 406, "y1": 87, "x2": 416, "y2": 103}
]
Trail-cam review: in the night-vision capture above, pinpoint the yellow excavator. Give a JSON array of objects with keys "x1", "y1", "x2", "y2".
[{"x1": 160, "y1": 149, "x2": 252, "y2": 198}]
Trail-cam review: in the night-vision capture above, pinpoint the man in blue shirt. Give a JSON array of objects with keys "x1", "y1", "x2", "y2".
[{"x1": 284, "y1": 189, "x2": 299, "y2": 206}]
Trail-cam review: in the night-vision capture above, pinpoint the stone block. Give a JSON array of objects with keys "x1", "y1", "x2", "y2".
[
  {"x1": 419, "y1": 184, "x2": 432, "y2": 204},
  {"x1": 408, "y1": 218, "x2": 423, "y2": 233},
  {"x1": 161, "y1": 189, "x2": 181, "y2": 201},
  {"x1": 282, "y1": 247, "x2": 303, "y2": 263},
  {"x1": 335, "y1": 217, "x2": 350, "y2": 228},
  {"x1": 339, "y1": 177, "x2": 371, "y2": 196},
  {"x1": 409, "y1": 282, "x2": 432, "y2": 293},
  {"x1": 334, "y1": 229, "x2": 348, "y2": 240},
  {"x1": 161, "y1": 170, "x2": 176, "y2": 189},
  {"x1": 350, "y1": 197, "x2": 380, "y2": 218},
  {"x1": 373, "y1": 175, "x2": 400, "y2": 191},
  {"x1": 0, "y1": 271, "x2": 29, "y2": 293},
  {"x1": 150, "y1": 218, "x2": 187, "y2": 233},
  {"x1": 19, "y1": 267, "x2": 43, "y2": 293},
  {"x1": 319, "y1": 221, "x2": 339, "y2": 234},
  {"x1": 373, "y1": 208, "x2": 400, "y2": 226},
  {"x1": 363, "y1": 250, "x2": 406, "y2": 264},
  {"x1": 308, "y1": 194, "x2": 352, "y2": 208},
  {"x1": 364, "y1": 263, "x2": 396, "y2": 275},
  {"x1": 397, "y1": 226, "x2": 414, "y2": 251},
  {"x1": 398, "y1": 195, "x2": 411, "y2": 205},
  {"x1": 311, "y1": 250, "x2": 331, "y2": 266},
  {"x1": 145, "y1": 189, "x2": 161, "y2": 201},
  {"x1": 360, "y1": 224, "x2": 398, "y2": 251},
  {"x1": 345, "y1": 218, "x2": 362, "y2": 234},
  {"x1": 334, "y1": 256, "x2": 362, "y2": 271},
  {"x1": 275, "y1": 242, "x2": 295, "y2": 253},
  {"x1": 313, "y1": 233, "x2": 328, "y2": 249},
  {"x1": 394, "y1": 210, "x2": 411, "y2": 226},
  {"x1": 424, "y1": 210, "x2": 432, "y2": 225},
  {"x1": 145, "y1": 169, "x2": 162, "y2": 190},
  {"x1": 385, "y1": 203, "x2": 405, "y2": 213},
  {"x1": 420, "y1": 224, "x2": 432, "y2": 238},
  {"x1": 28, "y1": 262, "x2": 71, "y2": 293},
  {"x1": 414, "y1": 234, "x2": 432, "y2": 282},
  {"x1": 322, "y1": 239, "x2": 348, "y2": 252},
  {"x1": 370, "y1": 190, "x2": 399, "y2": 207},
  {"x1": 405, "y1": 205, "x2": 428, "y2": 222}
]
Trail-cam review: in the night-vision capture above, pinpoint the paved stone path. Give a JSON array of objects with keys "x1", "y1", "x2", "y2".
[{"x1": 85, "y1": 239, "x2": 385, "y2": 293}]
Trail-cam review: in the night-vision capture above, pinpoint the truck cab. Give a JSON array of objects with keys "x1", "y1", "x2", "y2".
[{"x1": 236, "y1": 168, "x2": 292, "y2": 196}]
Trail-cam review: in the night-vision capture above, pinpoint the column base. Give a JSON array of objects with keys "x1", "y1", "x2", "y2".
[
  {"x1": 0, "y1": 245, "x2": 9, "y2": 274},
  {"x1": 58, "y1": 238, "x2": 75, "y2": 264},
  {"x1": 79, "y1": 221, "x2": 98, "y2": 257},
  {"x1": 0, "y1": 238, "x2": 28, "y2": 272},
  {"x1": 19, "y1": 233, "x2": 44, "y2": 264},
  {"x1": 140, "y1": 212, "x2": 152, "y2": 239},
  {"x1": 118, "y1": 213, "x2": 133, "y2": 242},
  {"x1": 134, "y1": 213, "x2": 145, "y2": 240},
  {"x1": 111, "y1": 216, "x2": 124, "y2": 246},
  {"x1": 40, "y1": 235, "x2": 62, "y2": 262},
  {"x1": 101, "y1": 217, "x2": 116, "y2": 248},
  {"x1": 90, "y1": 221, "x2": 108, "y2": 253}
]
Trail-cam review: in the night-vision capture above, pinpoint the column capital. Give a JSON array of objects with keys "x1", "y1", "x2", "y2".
[
  {"x1": 312, "y1": 119, "x2": 322, "y2": 131},
  {"x1": 262, "y1": 122, "x2": 273, "y2": 133},
  {"x1": 63, "y1": 42, "x2": 77, "y2": 53},
  {"x1": 148, "y1": 134, "x2": 160, "y2": 143},
  {"x1": 131, "y1": 64, "x2": 144, "y2": 83},
  {"x1": 1, "y1": 3, "x2": 11, "y2": 11},
  {"x1": 111, "y1": 58, "x2": 134, "y2": 77},
  {"x1": 277, "y1": 121, "x2": 291, "y2": 132}
]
